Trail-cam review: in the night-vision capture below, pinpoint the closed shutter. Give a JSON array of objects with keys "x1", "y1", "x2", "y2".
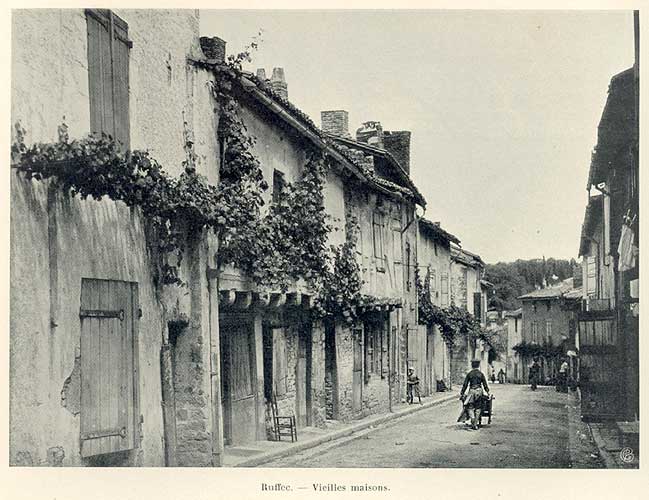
[
  {"x1": 272, "y1": 328, "x2": 287, "y2": 396},
  {"x1": 86, "y1": 9, "x2": 130, "y2": 149},
  {"x1": 473, "y1": 292, "x2": 482, "y2": 322},
  {"x1": 373, "y1": 212, "x2": 383, "y2": 261},
  {"x1": 80, "y1": 279, "x2": 139, "y2": 457},
  {"x1": 440, "y1": 273, "x2": 449, "y2": 306}
]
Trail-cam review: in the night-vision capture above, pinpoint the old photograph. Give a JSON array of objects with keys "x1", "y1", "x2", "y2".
[{"x1": 9, "y1": 7, "x2": 639, "y2": 471}]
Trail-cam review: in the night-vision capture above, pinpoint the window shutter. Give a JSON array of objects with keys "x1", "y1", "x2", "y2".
[
  {"x1": 373, "y1": 212, "x2": 383, "y2": 260},
  {"x1": 473, "y1": 292, "x2": 482, "y2": 322},
  {"x1": 272, "y1": 328, "x2": 287, "y2": 396},
  {"x1": 80, "y1": 279, "x2": 139, "y2": 457},
  {"x1": 86, "y1": 10, "x2": 130, "y2": 149}
]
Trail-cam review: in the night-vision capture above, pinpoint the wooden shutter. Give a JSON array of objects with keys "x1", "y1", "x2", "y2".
[
  {"x1": 440, "y1": 273, "x2": 449, "y2": 306},
  {"x1": 473, "y1": 292, "x2": 482, "y2": 322},
  {"x1": 373, "y1": 212, "x2": 383, "y2": 260},
  {"x1": 80, "y1": 279, "x2": 139, "y2": 457},
  {"x1": 86, "y1": 10, "x2": 130, "y2": 149},
  {"x1": 272, "y1": 328, "x2": 287, "y2": 396},
  {"x1": 232, "y1": 328, "x2": 254, "y2": 399}
]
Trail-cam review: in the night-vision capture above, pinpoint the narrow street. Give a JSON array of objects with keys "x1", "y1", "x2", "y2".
[{"x1": 266, "y1": 384, "x2": 599, "y2": 468}]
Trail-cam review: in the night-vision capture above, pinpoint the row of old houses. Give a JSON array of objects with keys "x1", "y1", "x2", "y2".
[
  {"x1": 10, "y1": 9, "x2": 494, "y2": 467},
  {"x1": 574, "y1": 12, "x2": 639, "y2": 424},
  {"x1": 500, "y1": 13, "x2": 639, "y2": 428}
]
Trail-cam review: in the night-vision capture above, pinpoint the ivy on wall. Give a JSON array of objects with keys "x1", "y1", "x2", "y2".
[
  {"x1": 416, "y1": 268, "x2": 487, "y2": 348},
  {"x1": 11, "y1": 48, "x2": 368, "y2": 317},
  {"x1": 512, "y1": 341, "x2": 564, "y2": 359}
]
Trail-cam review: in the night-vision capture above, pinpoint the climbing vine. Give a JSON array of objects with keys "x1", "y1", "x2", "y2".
[
  {"x1": 416, "y1": 267, "x2": 485, "y2": 347},
  {"x1": 10, "y1": 35, "x2": 366, "y2": 312},
  {"x1": 512, "y1": 341, "x2": 563, "y2": 359}
]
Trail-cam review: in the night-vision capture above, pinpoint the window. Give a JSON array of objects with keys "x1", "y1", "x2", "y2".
[
  {"x1": 440, "y1": 273, "x2": 449, "y2": 306},
  {"x1": 545, "y1": 320, "x2": 552, "y2": 342},
  {"x1": 372, "y1": 211, "x2": 385, "y2": 268},
  {"x1": 586, "y1": 255, "x2": 597, "y2": 297},
  {"x1": 531, "y1": 321, "x2": 538, "y2": 343},
  {"x1": 79, "y1": 278, "x2": 139, "y2": 457},
  {"x1": 546, "y1": 301, "x2": 552, "y2": 311},
  {"x1": 514, "y1": 318, "x2": 519, "y2": 332},
  {"x1": 272, "y1": 169, "x2": 286, "y2": 203},
  {"x1": 405, "y1": 242, "x2": 411, "y2": 291},
  {"x1": 364, "y1": 323, "x2": 385, "y2": 379},
  {"x1": 429, "y1": 268, "x2": 437, "y2": 295},
  {"x1": 86, "y1": 9, "x2": 131, "y2": 149}
]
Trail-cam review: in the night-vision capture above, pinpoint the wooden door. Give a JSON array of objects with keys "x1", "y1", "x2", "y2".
[
  {"x1": 79, "y1": 279, "x2": 139, "y2": 458},
  {"x1": 296, "y1": 326, "x2": 312, "y2": 427},
  {"x1": 221, "y1": 321, "x2": 257, "y2": 445}
]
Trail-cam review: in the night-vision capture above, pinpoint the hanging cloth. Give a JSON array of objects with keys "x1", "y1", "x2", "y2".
[{"x1": 617, "y1": 222, "x2": 637, "y2": 272}]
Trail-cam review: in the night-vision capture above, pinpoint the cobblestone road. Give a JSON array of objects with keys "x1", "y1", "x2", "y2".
[{"x1": 266, "y1": 384, "x2": 602, "y2": 468}]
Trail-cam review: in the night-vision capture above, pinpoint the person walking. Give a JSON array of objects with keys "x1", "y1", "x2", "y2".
[
  {"x1": 458, "y1": 360, "x2": 490, "y2": 430},
  {"x1": 406, "y1": 367, "x2": 422, "y2": 405},
  {"x1": 529, "y1": 358, "x2": 541, "y2": 391},
  {"x1": 558, "y1": 358, "x2": 569, "y2": 393},
  {"x1": 498, "y1": 368, "x2": 505, "y2": 384}
]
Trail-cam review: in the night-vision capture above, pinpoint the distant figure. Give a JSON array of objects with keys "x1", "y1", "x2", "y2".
[
  {"x1": 407, "y1": 367, "x2": 422, "y2": 405},
  {"x1": 529, "y1": 358, "x2": 541, "y2": 391},
  {"x1": 498, "y1": 368, "x2": 506, "y2": 384},
  {"x1": 491, "y1": 371, "x2": 496, "y2": 383},
  {"x1": 458, "y1": 360, "x2": 490, "y2": 430},
  {"x1": 557, "y1": 358, "x2": 569, "y2": 393}
]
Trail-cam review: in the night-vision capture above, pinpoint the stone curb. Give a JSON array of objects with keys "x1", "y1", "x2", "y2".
[
  {"x1": 235, "y1": 393, "x2": 459, "y2": 467},
  {"x1": 588, "y1": 425, "x2": 619, "y2": 469}
]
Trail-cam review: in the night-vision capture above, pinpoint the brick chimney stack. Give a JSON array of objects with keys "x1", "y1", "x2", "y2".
[
  {"x1": 384, "y1": 130, "x2": 411, "y2": 174},
  {"x1": 356, "y1": 121, "x2": 384, "y2": 148},
  {"x1": 199, "y1": 36, "x2": 226, "y2": 63},
  {"x1": 256, "y1": 68, "x2": 267, "y2": 81},
  {"x1": 270, "y1": 67, "x2": 288, "y2": 100},
  {"x1": 321, "y1": 110, "x2": 351, "y2": 138}
]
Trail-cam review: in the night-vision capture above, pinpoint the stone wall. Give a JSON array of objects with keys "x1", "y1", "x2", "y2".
[{"x1": 10, "y1": 9, "x2": 219, "y2": 466}]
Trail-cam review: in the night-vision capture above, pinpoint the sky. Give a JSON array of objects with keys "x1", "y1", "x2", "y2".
[{"x1": 200, "y1": 10, "x2": 635, "y2": 264}]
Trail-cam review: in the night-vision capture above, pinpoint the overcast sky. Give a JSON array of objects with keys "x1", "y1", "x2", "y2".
[{"x1": 200, "y1": 10, "x2": 635, "y2": 264}]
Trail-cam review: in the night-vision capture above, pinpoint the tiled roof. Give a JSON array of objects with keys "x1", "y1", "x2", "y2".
[
  {"x1": 518, "y1": 279, "x2": 578, "y2": 300},
  {"x1": 191, "y1": 59, "x2": 426, "y2": 206},
  {"x1": 578, "y1": 195, "x2": 603, "y2": 256},
  {"x1": 418, "y1": 217, "x2": 460, "y2": 244},
  {"x1": 504, "y1": 308, "x2": 522, "y2": 318},
  {"x1": 451, "y1": 245, "x2": 485, "y2": 268},
  {"x1": 326, "y1": 134, "x2": 426, "y2": 206}
]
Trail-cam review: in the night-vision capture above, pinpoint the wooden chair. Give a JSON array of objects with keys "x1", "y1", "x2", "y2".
[{"x1": 270, "y1": 393, "x2": 297, "y2": 442}]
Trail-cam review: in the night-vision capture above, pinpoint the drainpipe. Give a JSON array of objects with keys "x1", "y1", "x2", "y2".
[{"x1": 207, "y1": 266, "x2": 223, "y2": 466}]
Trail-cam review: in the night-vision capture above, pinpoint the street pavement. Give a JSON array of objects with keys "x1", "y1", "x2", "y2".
[{"x1": 266, "y1": 384, "x2": 595, "y2": 468}]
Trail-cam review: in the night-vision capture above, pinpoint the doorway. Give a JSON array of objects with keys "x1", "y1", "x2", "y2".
[
  {"x1": 324, "y1": 320, "x2": 339, "y2": 420},
  {"x1": 295, "y1": 324, "x2": 313, "y2": 427},
  {"x1": 220, "y1": 318, "x2": 257, "y2": 446}
]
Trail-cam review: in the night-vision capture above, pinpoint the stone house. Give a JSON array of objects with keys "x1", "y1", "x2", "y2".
[
  {"x1": 10, "y1": 9, "x2": 220, "y2": 466},
  {"x1": 449, "y1": 245, "x2": 490, "y2": 383},
  {"x1": 577, "y1": 56, "x2": 639, "y2": 421},
  {"x1": 321, "y1": 113, "x2": 426, "y2": 415},
  {"x1": 504, "y1": 309, "x2": 523, "y2": 383},
  {"x1": 415, "y1": 217, "x2": 459, "y2": 394},
  {"x1": 517, "y1": 279, "x2": 580, "y2": 384}
]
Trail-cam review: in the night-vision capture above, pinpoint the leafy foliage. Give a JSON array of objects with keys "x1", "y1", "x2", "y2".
[
  {"x1": 416, "y1": 269, "x2": 484, "y2": 347},
  {"x1": 512, "y1": 340, "x2": 564, "y2": 359},
  {"x1": 485, "y1": 258, "x2": 579, "y2": 310}
]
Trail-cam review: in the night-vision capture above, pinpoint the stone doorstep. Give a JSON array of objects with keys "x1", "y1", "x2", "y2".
[{"x1": 225, "y1": 393, "x2": 458, "y2": 467}]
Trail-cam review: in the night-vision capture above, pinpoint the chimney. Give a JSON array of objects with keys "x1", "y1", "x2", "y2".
[
  {"x1": 321, "y1": 110, "x2": 351, "y2": 138},
  {"x1": 270, "y1": 67, "x2": 288, "y2": 100},
  {"x1": 256, "y1": 68, "x2": 267, "y2": 81},
  {"x1": 356, "y1": 121, "x2": 384, "y2": 148},
  {"x1": 199, "y1": 36, "x2": 226, "y2": 63},
  {"x1": 384, "y1": 130, "x2": 411, "y2": 174}
]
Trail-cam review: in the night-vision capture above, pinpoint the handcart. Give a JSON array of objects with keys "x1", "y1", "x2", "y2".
[{"x1": 478, "y1": 393, "x2": 495, "y2": 426}]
